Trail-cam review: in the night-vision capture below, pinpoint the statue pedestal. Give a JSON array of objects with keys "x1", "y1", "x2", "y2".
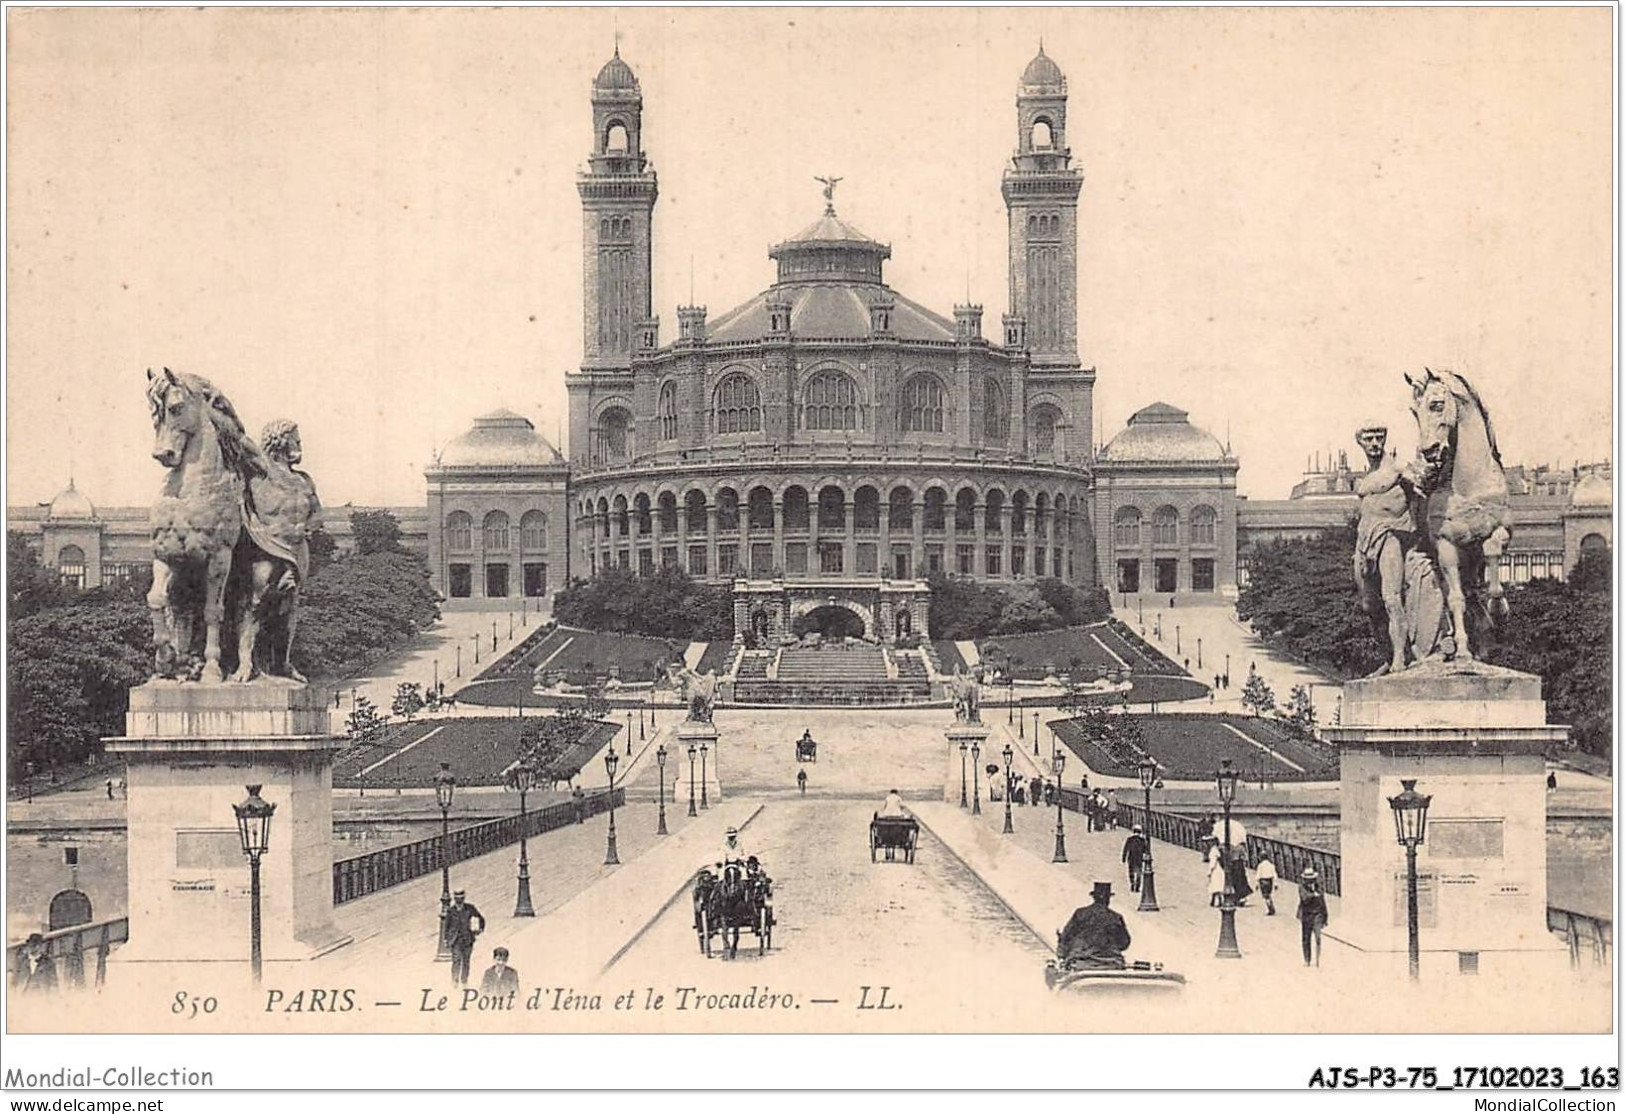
[
  {"x1": 1323, "y1": 661, "x2": 1566, "y2": 972},
  {"x1": 944, "y1": 723, "x2": 992, "y2": 804},
  {"x1": 105, "y1": 680, "x2": 352, "y2": 966},
  {"x1": 674, "y1": 719, "x2": 723, "y2": 803}
]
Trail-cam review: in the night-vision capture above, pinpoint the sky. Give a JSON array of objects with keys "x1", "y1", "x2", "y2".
[{"x1": 6, "y1": 6, "x2": 1614, "y2": 509}]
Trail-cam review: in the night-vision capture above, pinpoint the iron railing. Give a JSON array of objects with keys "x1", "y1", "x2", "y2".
[
  {"x1": 1549, "y1": 906, "x2": 1612, "y2": 968},
  {"x1": 7, "y1": 917, "x2": 128, "y2": 993},
  {"x1": 331, "y1": 787, "x2": 622, "y2": 905}
]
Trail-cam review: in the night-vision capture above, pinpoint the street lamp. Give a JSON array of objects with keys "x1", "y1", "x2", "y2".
[
  {"x1": 970, "y1": 740, "x2": 982, "y2": 815},
  {"x1": 1051, "y1": 750, "x2": 1068, "y2": 863},
  {"x1": 1175, "y1": 625, "x2": 1181, "y2": 655},
  {"x1": 686, "y1": 744, "x2": 698, "y2": 817},
  {"x1": 433, "y1": 762, "x2": 456, "y2": 961},
  {"x1": 655, "y1": 744, "x2": 669, "y2": 836},
  {"x1": 511, "y1": 761, "x2": 536, "y2": 917},
  {"x1": 699, "y1": 742, "x2": 710, "y2": 809},
  {"x1": 1388, "y1": 778, "x2": 1433, "y2": 981},
  {"x1": 1136, "y1": 759, "x2": 1160, "y2": 912},
  {"x1": 232, "y1": 784, "x2": 276, "y2": 986},
  {"x1": 603, "y1": 750, "x2": 621, "y2": 866},
  {"x1": 958, "y1": 740, "x2": 969, "y2": 809},
  {"x1": 1196, "y1": 637, "x2": 1202, "y2": 670},
  {"x1": 1032, "y1": 711, "x2": 1041, "y2": 750},
  {"x1": 1001, "y1": 744, "x2": 1015, "y2": 834},
  {"x1": 1215, "y1": 758, "x2": 1242, "y2": 959}
]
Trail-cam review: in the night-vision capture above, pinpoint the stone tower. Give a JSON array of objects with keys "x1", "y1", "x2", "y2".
[
  {"x1": 578, "y1": 47, "x2": 658, "y2": 370},
  {"x1": 1002, "y1": 46, "x2": 1083, "y2": 367}
]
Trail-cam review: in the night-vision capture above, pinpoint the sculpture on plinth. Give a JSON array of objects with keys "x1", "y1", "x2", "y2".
[
  {"x1": 950, "y1": 663, "x2": 982, "y2": 724},
  {"x1": 1352, "y1": 418, "x2": 1447, "y2": 674},
  {"x1": 666, "y1": 662, "x2": 718, "y2": 723},
  {"x1": 232, "y1": 420, "x2": 322, "y2": 682}
]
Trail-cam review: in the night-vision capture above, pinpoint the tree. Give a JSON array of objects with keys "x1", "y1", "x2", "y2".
[
  {"x1": 344, "y1": 695, "x2": 390, "y2": 742},
  {"x1": 392, "y1": 681, "x2": 425, "y2": 722},
  {"x1": 8, "y1": 531, "x2": 67, "y2": 620},
  {"x1": 292, "y1": 550, "x2": 440, "y2": 679},
  {"x1": 553, "y1": 566, "x2": 732, "y2": 641},
  {"x1": 1236, "y1": 524, "x2": 1387, "y2": 678},
  {"x1": 308, "y1": 524, "x2": 338, "y2": 574},
  {"x1": 1240, "y1": 667, "x2": 1276, "y2": 717},
  {"x1": 349, "y1": 509, "x2": 405, "y2": 556},
  {"x1": 1283, "y1": 683, "x2": 1317, "y2": 735}
]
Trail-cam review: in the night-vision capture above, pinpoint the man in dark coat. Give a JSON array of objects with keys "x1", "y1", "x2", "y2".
[
  {"x1": 1121, "y1": 826, "x2": 1149, "y2": 892},
  {"x1": 1058, "y1": 882, "x2": 1131, "y2": 970},
  {"x1": 479, "y1": 946, "x2": 520, "y2": 997},
  {"x1": 445, "y1": 890, "x2": 485, "y2": 986}
]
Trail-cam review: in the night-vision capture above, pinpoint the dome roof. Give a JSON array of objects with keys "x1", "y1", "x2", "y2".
[
  {"x1": 594, "y1": 50, "x2": 639, "y2": 92},
  {"x1": 1021, "y1": 46, "x2": 1066, "y2": 89},
  {"x1": 435, "y1": 409, "x2": 562, "y2": 468},
  {"x1": 47, "y1": 479, "x2": 95, "y2": 520},
  {"x1": 1570, "y1": 469, "x2": 1612, "y2": 509},
  {"x1": 707, "y1": 282, "x2": 956, "y2": 344},
  {"x1": 1099, "y1": 402, "x2": 1229, "y2": 464}
]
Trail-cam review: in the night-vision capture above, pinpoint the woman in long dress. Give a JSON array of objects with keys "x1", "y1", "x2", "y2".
[{"x1": 1207, "y1": 848, "x2": 1226, "y2": 907}]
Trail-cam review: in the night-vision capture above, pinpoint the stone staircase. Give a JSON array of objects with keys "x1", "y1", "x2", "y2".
[{"x1": 732, "y1": 643, "x2": 932, "y2": 705}]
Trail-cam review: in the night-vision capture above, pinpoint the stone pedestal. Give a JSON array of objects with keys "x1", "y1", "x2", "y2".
[
  {"x1": 945, "y1": 722, "x2": 992, "y2": 805},
  {"x1": 1323, "y1": 661, "x2": 1566, "y2": 968},
  {"x1": 674, "y1": 719, "x2": 723, "y2": 803},
  {"x1": 105, "y1": 680, "x2": 352, "y2": 966}
]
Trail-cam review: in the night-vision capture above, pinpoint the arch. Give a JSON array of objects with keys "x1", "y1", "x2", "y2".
[
  {"x1": 1031, "y1": 118, "x2": 1053, "y2": 149},
  {"x1": 788, "y1": 596, "x2": 875, "y2": 639},
  {"x1": 923, "y1": 486, "x2": 949, "y2": 532},
  {"x1": 802, "y1": 369, "x2": 861, "y2": 431},
  {"x1": 1011, "y1": 490, "x2": 1029, "y2": 536},
  {"x1": 56, "y1": 543, "x2": 86, "y2": 565},
  {"x1": 656, "y1": 492, "x2": 679, "y2": 534},
  {"x1": 889, "y1": 485, "x2": 915, "y2": 530},
  {"x1": 747, "y1": 486, "x2": 775, "y2": 531},
  {"x1": 684, "y1": 490, "x2": 708, "y2": 534},
  {"x1": 633, "y1": 492, "x2": 652, "y2": 536},
  {"x1": 48, "y1": 889, "x2": 92, "y2": 932},
  {"x1": 658, "y1": 381, "x2": 678, "y2": 440},
  {"x1": 597, "y1": 405, "x2": 633, "y2": 464},
  {"x1": 954, "y1": 487, "x2": 978, "y2": 532},
  {"x1": 596, "y1": 497, "x2": 611, "y2": 539},
  {"x1": 895, "y1": 607, "x2": 913, "y2": 640},
  {"x1": 898, "y1": 372, "x2": 946, "y2": 433},
  {"x1": 715, "y1": 486, "x2": 741, "y2": 531},
  {"x1": 604, "y1": 120, "x2": 630, "y2": 153},
  {"x1": 444, "y1": 512, "x2": 474, "y2": 551},
  {"x1": 854, "y1": 485, "x2": 881, "y2": 530},
  {"x1": 1034, "y1": 491, "x2": 1051, "y2": 528},
  {"x1": 1151, "y1": 505, "x2": 1179, "y2": 546},
  {"x1": 1029, "y1": 403, "x2": 1062, "y2": 456},
  {"x1": 1113, "y1": 506, "x2": 1142, "y2": 548},
  {"x1": 984, "y1": 378, "x2": 1008, "y2": 442},
  {"x1": 612, "y1": 494, "x2": 629, "y2": 537},
  {"x1": 782, "y1": 485, "x2": 811, "y2": 531},
  {"x1": 984, "y1": 489, "x2": 1006, "y2": 533},
  {"x1": 713, "y1": 371, "x2": 763, "y2": 434},
  {"x1": 817, "y1": 485, "x2": 847, "y2": 530},
  {"x1": 1190, "y1": 504, "x2": 1217, "y2": 545},
  {"x1": 520, "y1": 510, "x2": 547, "y2": 551},
  {"x1": 483, "y1": 510, "x2": 510, "y2": 551}
]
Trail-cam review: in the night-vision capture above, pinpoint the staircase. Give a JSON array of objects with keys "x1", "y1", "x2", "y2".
[{"x1": 732, "y1": 643, "x2": 933, "y2": 705}]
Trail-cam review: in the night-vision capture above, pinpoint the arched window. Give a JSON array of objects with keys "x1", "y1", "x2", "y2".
[
  {"x1": 782, "y1": 486, "x2": 810, "y2": 531},
  {"x1": 899, "y1": 373, "x2": 945, "y2": 433},
  {"x1": 634, "y1": 493, "x2": 652, "y2": 536},
  {"x1": 1190, "y1": 505, "x2": 1217, "y2": 545},
  {"x1": 1152, "y1": 506, "x2": 1179, "y2": 546},
  {"x1": 1029, "y1": 404, "x2": 1061, "y2": 457},
  {"x1": 605, "y1": 122, "x2": 629, "y2": 153},
  {"x1": 818, "y1": 486, "x2": 847, "y2": 530},
  {"x1": 802, "y1": 371, "x2": 860, "y2": 431},
  {"x1": 658, "y1": 381, "x2": 678, "y2": 440},
  {"x1": 748, "y1": 487, "x2": 774, "y2": 531},
  {"x1": 685, "y1": 490, "x2": 708, "y2": 534},
  {"x1": 520, "y1": 511, "x2": 546, "y2": 551},
  {"x1": 985, "y1": 490, "x2": 1005, "y2": 534},
  {"x1": 1011, "y1": 491, "x2": 1029, "y2": 536},
  {"x1": 483, "y1": 511, "x2": 511, "y2": 551},
  {"x1": 57, "y1": 544, "x2": 86, "y2": 589},
  {"x1": 889, "y1": 487, "x2": 915, "y2": 530},
  {"x1": 1031, "y1": 119, "x2": 1053, "y2": 148},
  {"x1": 597, "y1": 406, "x2": 632, "y2": 463},
  {"x1": 716, "y1": 488, "x2": 740, "y2": 532},
  {"x1": 854, "y1": 486, "x2": 881, "y2": 530},
  {"x1": 924, "y1": 487, "x2": 948, "y2": 532},
  {"x1": 1113, "y1": 507, "x2": 1141, "y2": 548},
  {"x1": 657, "y1": 492, "x2": 679, "y2": 533},
  {"x1": 954, "y1": 488, "x2": 977, "y2": 532},
  {"x1": 445, "y1": 512, "x2": 473, "y2": 551},
  {"x1": 713, "y1": 373, "x2": 762, "y2": 434},
  {"x1": 984, "y1": 379, "x2": 1008, "y2": 442}
]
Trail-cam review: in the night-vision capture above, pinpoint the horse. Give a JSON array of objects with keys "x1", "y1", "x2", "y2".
[
  {"x1": 1406, "y1": 368, "x2": 1512, "y2": 662},
  {"x1": 145, "y1": 368, "x2": 257, "y2": 683},
  {"x1": 693, "y1": 863, "x2": 773, "y2": 958}
]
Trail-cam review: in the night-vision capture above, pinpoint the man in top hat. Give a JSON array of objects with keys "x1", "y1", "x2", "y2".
[
  {"x1": 479, "y1": 946, "x2": 520, "y2": 998},
  {"x1": 1121, "y1": 825, "x2": 1149, "y2": 893},
  {"x1": 444, "y1": 889, "x2": 485, "y2": 987},
  {"x1": 1058, "y1": 882, "x2": 1132, "y2": 970}
]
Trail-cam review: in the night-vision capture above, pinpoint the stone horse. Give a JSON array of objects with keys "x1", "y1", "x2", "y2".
[
  {"x1": 145, "y1": 368, "x2": 259, "y2": 683},
  {"x1": 666, "y1": 662, "x2": 718, "y2": 723},
  {"x1": 950, "y1": 663, "x2": 982, "y2": 724},
  {"x1": 1406, "y1": 368, "x2": 1513, "y2": 661}
]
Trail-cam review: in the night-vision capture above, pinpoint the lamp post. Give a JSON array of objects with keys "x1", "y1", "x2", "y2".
[
  {"x1": 1175, "y1": 625, "x2": 1181, "y2": 655},
  {"x1": 603, "y1": 750, "x2": 621, "y2": 866},
  {"x1": 472, "y1": 633, "x2": 480, "y2": 665},
  {"x1": 1196, "y1": 637, "x2": 1203, "y2": 670},
  {"x1": 958, "y1": 740, "x2": 969, "y2": 809},
  {"x1": 433, "y1": 762, "x2": 456, "y2": 961},
  {"x1": 686, "y1": 744, "x2": 698, "y2": 817},
  {"x1": 232, "y1": 784, "x2": 276, "y2": 986},
  {"x1": 1388, "y1": 778, "x2": 1433, "y2": 981},
  {"x1": 627, "y1": 709, "x2": 634, "y2": 751},
  {"x1": 1019, "y1": 704, "x2": 1025, "y2": 738},
  {"x1": 639, "y1": 704, "x2": 646, "y2": 741},
  {"x1": 699, "y1": 742, "x2": 709, "y2": 809},
  {"x1": 1001, "y1": 744, "x2": 1015, "y2": 834},
  {"x1": 511, "y1": 762, "x2": 536, "y2": 917},
  {"x1": 1215, "y1": 758, "x2": 1242, "y2": 959},
  {"x1": 655, "y1": 744, "x2": 669, "y2": 836},
  {"x1": 1138, "y1": 597, "x2": 1143, "y2": 624},
  {"x1": 456, "y1": 644, "x2": 461, "y2": 677},
  {"x1": 1136, "y1": 759, "x2": 1160, "y2": 912},
  {"x1": 1051, "y1": 750, "x2": 1068, "y2": 863},
  {"x1": 1032, "y1": 711, "x2": 1041, "y2": 750},
  {"x1": 970, "y1": 740, "x2": 982, "y2": 815}
]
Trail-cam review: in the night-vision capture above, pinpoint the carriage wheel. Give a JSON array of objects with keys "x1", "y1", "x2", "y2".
[
  {"x1": 759, "y1": 907, "x2": 769, "y2": 954},
  {"x1": 699, "y1": 909, "x2": 712, "y2": 957},
  {"x1": 870, "y1": 836, "x2": 877, "y2": 863}
]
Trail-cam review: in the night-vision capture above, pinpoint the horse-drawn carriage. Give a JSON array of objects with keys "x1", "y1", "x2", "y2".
[
  {"x1": 693, "y1": 861, "x2": 774, "y2": 958},
  {"x1": 869, "y1": 814, "x2": 919, "y2": 863},
  {"x1": 794, "y1": 732, "x2": 817, "y2": 763}
]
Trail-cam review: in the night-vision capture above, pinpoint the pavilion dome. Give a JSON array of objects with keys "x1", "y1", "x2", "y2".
[
  {"x1": 1021, "y1": 46, "x2": 1066, "y2": 89},
  {"x1": 47, "y1": 479, "x2": 96, "y2": 520},
  {"x1": 1099, "y1": 402, "x2": 1229, "y2": 464},
  {"x1": 435, "y1": 409, "x2": 562, "y2": 468},
  {"x1": 1570, "y1": 469, "x2": 1612, "y2": 509},
  {"x1": 594, "y1": 50, "x2": 639, "y2": 92}
]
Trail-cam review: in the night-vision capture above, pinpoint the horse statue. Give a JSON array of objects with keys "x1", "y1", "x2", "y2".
[
  {"x1": 1405, "y1": 367, "x2": 1513, "y2": 662},
  {"x1": 950, "y1": 663, "x2": 982, "y2": 724},
  {"x1": 145, "y1": 368, "x2": 261, "y2": 683},
  {"x1": 231, "y1": 419, "x2": 321, "y2": 683},
  {"x1": 665, "y1": 662, "x2": 718, "y2": 723}
]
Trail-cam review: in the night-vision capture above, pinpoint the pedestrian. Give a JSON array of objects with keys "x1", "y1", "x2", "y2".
[
  {"x1": 989, "y1": 769, "x2": 1004, "y2": 802},
  {"x1": 1080, "y1": 774, "x2": 1090, "y2": 791},
  {"x1": 1121, "y1": 826, "x2": 1148, "y2": 893},
  {"x1": 479, "y1": 946, "x2": 520, "y2": 997},
  {"x1": 1030, "y1": 775, "x2": 1044, "y2": 809},
  {"x1": 1207, "y1": 848, "x2": 1226, "y2": 908},
  {"x1": 105, "y1": 779, "x2": 114, "y2": 800},
  {"x1": 1043, "y1": 779, "x2": 1055, "y2": 807},
  {"x1": 1214, "y1": 674, "x2": 1221, "y2": 691},
  {"x1": 572, "y1": 784, "x2": 586, "y2": 824},
  {"x1": 22, "y1": 934, "x2": 57, "y2": 994},
  {"x1": 1256, "y1": 855, "x2": 1277, "y2": 915},
  {"x1": 445, "y1": 890, "x2": 485, "y2": 986},
  {"x1": 1106, "y1": 789, "x2": 1119, "y2": 829},
  {"x1": 797, "y1": 768, "x2": 807, "y2": 796},
  {"x1": 1297, "y1": 868, "x2": 1328, "y2": 966},
  {"x1": 1547, "y1": 771, "x2": 1558, "y2": 791}
]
